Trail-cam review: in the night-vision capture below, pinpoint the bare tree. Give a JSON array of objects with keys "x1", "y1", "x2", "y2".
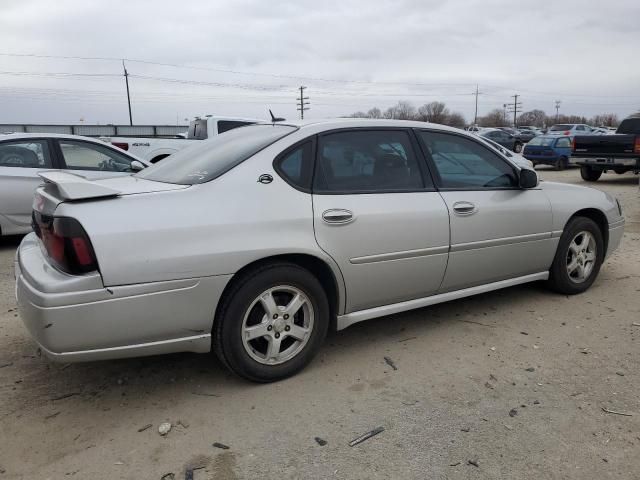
[
  {"x1": 444, "y1": 111, "x2": 466, "y2": 128},
  {"x1": 348, "y1": 111, "x2": 368, "y2": 118},
  {"x1": 367, "y1": 107, "x2": 382, "y2": 119},
  {"x1": 417, "y1": 102, "x2": 449, "y2": 124},
  {"x1": 383, "y1": 101, "x2": 416, "y2": 120},
  {"x1": 590, "y1": 113, "x2": 619, "y2": 127},
  {"x1": 478, "y1": 109, "x2": 506, "y2": 127},
  {"x1": 517, "y1": 109, "x2": 547, "y2": 127}
]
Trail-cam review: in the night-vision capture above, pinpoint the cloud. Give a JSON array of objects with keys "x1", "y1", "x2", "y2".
[{"x1": 0, "y1": 0, "x2": 638, "y2": 124}]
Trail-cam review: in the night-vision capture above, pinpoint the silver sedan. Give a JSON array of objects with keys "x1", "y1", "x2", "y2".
[{"x1": 15, "y1": 119, "x2": 625, "y2": 382}]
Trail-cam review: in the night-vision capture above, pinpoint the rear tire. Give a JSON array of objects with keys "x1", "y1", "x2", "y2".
[
  {"x1": 580, "y1": 166, "x2": 602, "y2": 182},
  {"x1": 547, "y1": 217, "x2": 604, "y2": 295},
  {"x1": 613, "y1": 167, "x2": 627, "y2": 174},
  {"x1": 213, "y1": 263, "x2": 329, "y2": 382}
]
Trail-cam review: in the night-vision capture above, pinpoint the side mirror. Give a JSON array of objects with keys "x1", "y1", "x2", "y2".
[
  {"x1": 130, "y1": 160, "x2": 145, "y2": 172},
  {"x1": 519, "y1": 168, "x2": 538, "y2": 189}
]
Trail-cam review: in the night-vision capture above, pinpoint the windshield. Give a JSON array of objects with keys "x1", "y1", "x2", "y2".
[
  {"x1": 136, "y1": 124, "x2": 297, "y2": 184},
  {"x1": 550, "y1": 124, "x2": 574, "y2": 131},
  {"x1": 527, "y1": 137, "x2": 555, "y2": 146},
  {"x1": 616, "y1": 118, "x2": 640, "y2": 134}
]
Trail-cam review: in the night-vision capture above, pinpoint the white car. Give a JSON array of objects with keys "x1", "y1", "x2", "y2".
[
  {"x1": 106, "y1": 116, "x2": 260, "y2": 163},
  {"x1": 0, "y1": 133, "x2": 148, "y2": 236},
  {"x1": 547, "y1": 124, "x2": 593, "y2": 136}
]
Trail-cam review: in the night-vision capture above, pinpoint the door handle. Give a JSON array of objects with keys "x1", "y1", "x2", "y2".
[
  {"x1": 322, "y1": 209, "x2": 354, "y2": 224},
  {"x1": 452, "y1": 201, "x2": 478, "y2": 216}
]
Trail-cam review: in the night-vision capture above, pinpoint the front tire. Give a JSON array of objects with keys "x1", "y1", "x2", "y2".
[
  {"x1": 555, "y1": 156, "x2": 568, "y2": 171},
  {"x1": 213, "y1": 263, "x2": 329, "y2": 382},
  {"x1": 580, "y1": 166, "x2": 602, "y2": 181},
  {"x1": 514, "y1": 142, "x2": 523, "y2": 153},
  {"x1": 547, "y1": 217, "x2": 604, "y2": 295}
]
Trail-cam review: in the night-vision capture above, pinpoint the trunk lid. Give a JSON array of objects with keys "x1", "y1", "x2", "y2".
[{"x1": 33, "y1": 171, "x2": 188, "y2": 216}]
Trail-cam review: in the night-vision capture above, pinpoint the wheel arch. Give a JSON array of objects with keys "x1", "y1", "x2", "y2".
[
  {"x1": 213, "y1": 253, "x2": 344, "y2": 332},
  {"x1": 565, "y1": 208, "x2": 609, "y2": 254}
]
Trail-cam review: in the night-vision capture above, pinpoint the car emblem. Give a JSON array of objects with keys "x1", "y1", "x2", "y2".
[{"x1": 257, "y1": 174, "x2": 273, "y2": 184}]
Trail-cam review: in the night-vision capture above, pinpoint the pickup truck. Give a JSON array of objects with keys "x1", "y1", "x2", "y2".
[
  {"x1": 572, "y1": 116, "x2": 640, "y2": 181},
  {"x1": 106, "y1": 116, "x2": 259, "y2": 163}
]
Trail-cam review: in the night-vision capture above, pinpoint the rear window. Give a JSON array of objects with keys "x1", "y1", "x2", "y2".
[
  {"x1": 527, "y1": 137, "x2": 555, "y2": 146},
  {"x1": 549, "y1": 124, "x2": 574, "y2": 131},
  {"x1": 136, "y1": 124, "x2": 297, "y2": 185},
  {"x1": 616, "y1": 118, "x2": 640, "y2": 135}
]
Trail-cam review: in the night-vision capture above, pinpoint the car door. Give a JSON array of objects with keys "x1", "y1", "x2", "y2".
[
  {"x1": 312, "y1": 129, "x2": 450, "y2": 313},
  {"x1": 416, "y1": 129, "x2": 555, "y2": 292},
  {"x1": 0, "y1": 139, "x2": 55, "y2": 233},
  {"x1": 54, "y1": 139, "x2": 137, "y2": 180},
  {"x1": 554, "y1": 136, "x2": 572, "y2": 160}
]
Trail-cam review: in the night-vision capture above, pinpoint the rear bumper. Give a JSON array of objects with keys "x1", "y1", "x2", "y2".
[
  {"x1": 574, "y1": 157, "x2": 639, "y2": 168},
  {"x1": 15, "y1": 233, "x2": 231, "y2": 362},
  {"x1": 607, "y1": 219, "x2": 625, "y2": 258}
]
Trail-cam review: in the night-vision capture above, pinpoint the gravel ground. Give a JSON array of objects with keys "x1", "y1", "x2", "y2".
[{"x1": 0, "y1": 168, "x2": 638, "y2": 480}]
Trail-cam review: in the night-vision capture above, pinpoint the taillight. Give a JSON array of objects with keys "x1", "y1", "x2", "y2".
[
  {"x1": 634, "y1": 137, "x2": 640, "y2": 154},
  {"x1": 112, "y1": 142, "x2": 129, "y2": 151},
  {"x1": 564, "y1": 131, "x2": 570, "y2": 135},
  {"x1": 32, "y1": 212, "x2": 98, "y2": 274},
  {"x1": 572, "y1": 138, "x2": 576, "y2": 152}
]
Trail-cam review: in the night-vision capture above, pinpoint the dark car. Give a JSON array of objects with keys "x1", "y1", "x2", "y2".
[
  {"x1": 479, "y1": 128, "x2": 524, "y2": 153},
  {"x1": 522, "y1": 135, "x2": 572, "y2": 170},
  {"x1": 573, "y1": 116, "x2": 640, "y2": 181},
  {"x1": 496, "y1": 127, "x2": 537, "y2": 143}
]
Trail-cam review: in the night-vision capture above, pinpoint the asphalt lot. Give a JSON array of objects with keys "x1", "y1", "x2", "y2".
[{"x1": 0, "y1": 167, "x2": 638, "y2": 479}]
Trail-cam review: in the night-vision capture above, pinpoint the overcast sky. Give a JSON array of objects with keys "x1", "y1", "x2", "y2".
[{"x1": 0, "y1": 0, "x2": 638, "y2": 125}]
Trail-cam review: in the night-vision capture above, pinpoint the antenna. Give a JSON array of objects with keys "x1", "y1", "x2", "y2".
[{"x1": 269, "y1": 109, "x2": 286, "y2": 122}]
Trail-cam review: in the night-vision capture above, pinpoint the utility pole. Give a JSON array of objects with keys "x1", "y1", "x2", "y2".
[
  {"x1": 503, "y1": 104, "x2": 507, "y2": 124},
  {"x1": 122, "y1": 60, "x2": 133, "y2": 126},
  {"x1": 555, "y1": 100, "x2": 561, "y2": 122},
  {"x1": 506, "y1": 94, "x2": 522, "y2": 127},
  {"x1": 473, "y1": 84, "x2": 481, "y2": 126},
  {"x1": 296, "y1": 86, "x2": 309, "y2": 120}
]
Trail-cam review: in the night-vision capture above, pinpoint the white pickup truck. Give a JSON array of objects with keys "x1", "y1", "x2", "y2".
[{"x1": 106, "y1": 116, "x2": 260, "y2": 163}]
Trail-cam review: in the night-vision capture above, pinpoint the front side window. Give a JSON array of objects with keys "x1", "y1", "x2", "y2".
[
  {"x1": 59, "y1": 141, "x2": 134, "y2": 172},
  {"x1": 417, "y1": 131, "x2": 518, "y2": 189},
  {"x1": 314, "y1": 130, "x2": 425, "y2": 193},
  {"x1": 0, "y1": 140, "x2": 51, "y2": 168}
]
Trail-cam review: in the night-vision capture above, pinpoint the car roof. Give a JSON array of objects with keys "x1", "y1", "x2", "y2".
[{"x1": 259, "y1": 118, "x2": 468, "y2": 134}]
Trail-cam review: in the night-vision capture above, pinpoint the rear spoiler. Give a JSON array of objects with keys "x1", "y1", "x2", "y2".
[{"x1": 38, "y1": 171, "x2": 121, "y2": 201}]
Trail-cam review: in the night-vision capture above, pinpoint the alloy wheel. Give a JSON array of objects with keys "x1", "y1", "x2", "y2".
[
  {"x1": 566, "y1": 231, "x2": 597, "y2": 283},
  {"x1": 241, "y1": 285, "x2": 314, "y2": 365}
]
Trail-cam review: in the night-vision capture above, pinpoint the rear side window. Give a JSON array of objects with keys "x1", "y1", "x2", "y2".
[
  {"x1": 274, "y1": 141, "x2": 314, "y2": 191},
  {"x1": 418, "y1": 131, "x2": 517, "y2": 189},
  {"x1": 0, "y1": 140, "x2": 51, "y2": 168},
  {"x1": 137, "y1": 124, "x2": 297, "y2": 185},
  {"x1": 314, "y1": 130, "x2": 426, "y2": 193},
  {"x1": 218, "y1": 120, "x2": 255, "y2": 134},
  {"x1": 556, "y1": 137, "x2": 571, "y2": 148}
]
